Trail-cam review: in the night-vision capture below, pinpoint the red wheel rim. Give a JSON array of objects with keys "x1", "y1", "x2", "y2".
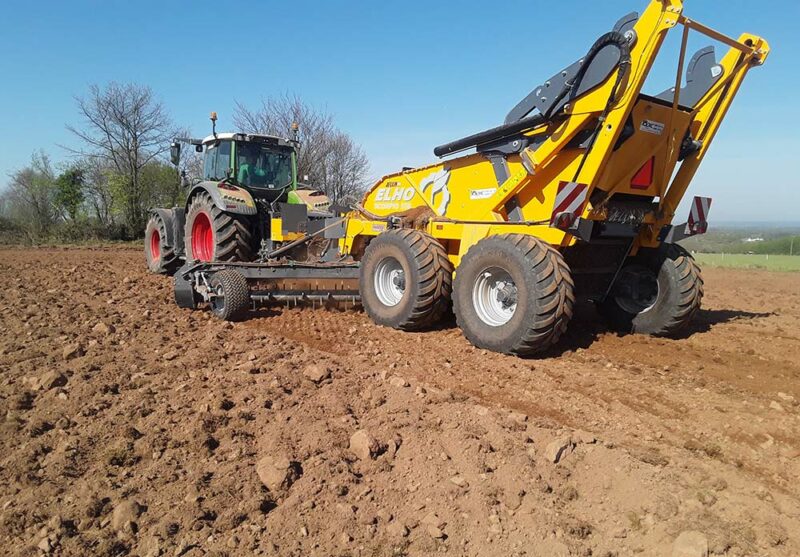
[
  {"x1": 150, "y1": 229, "x2": 161, "y2": 261},
  {"x1": 191, "y1": 212, "x2": 214, "y2": 261}
]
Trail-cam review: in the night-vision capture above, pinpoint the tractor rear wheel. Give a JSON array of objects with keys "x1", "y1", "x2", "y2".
[
  {"x1": 184, "y1": 192, "x2": 255, "y2": 263},
  {"x1": 359, "y1": 229, "x2": 453, "y2": 331},
  {"x1": 208, "y1": 270, "x2": 250, "y2": 321},
  {"x1": 453, "y1": 234, "x2": 574, "y2": 356},
  {"x1": 144, "y1": 213, "x2": 180, "y2": 275},
  {"x1": 599, "y1": 243, "x2": 703, "y2": 336}
]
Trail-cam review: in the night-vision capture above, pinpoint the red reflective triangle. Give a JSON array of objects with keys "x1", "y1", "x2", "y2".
[{"x1": 631, "y1": 157, "x2": 654, "y2": 190}]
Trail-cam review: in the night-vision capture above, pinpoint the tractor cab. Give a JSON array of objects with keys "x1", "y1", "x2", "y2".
[{"x1": 195, "y1": 133, "x2": 297, "y2": 204}]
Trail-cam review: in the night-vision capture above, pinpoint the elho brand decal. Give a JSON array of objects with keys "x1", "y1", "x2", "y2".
[
  {"x1": 374, "y1": 186, "x2": 416, "y2": 203},
  {"x1": 640, "y1": 120, "x2": 665, "y2": 135},
  {"x1": 420, "y1": 168, "x2": 451, "y2": 215}
]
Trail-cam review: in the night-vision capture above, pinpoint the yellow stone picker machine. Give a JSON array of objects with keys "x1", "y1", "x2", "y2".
[{"x1": 158, "y1": 0, "x2": 769, "y2": 356}]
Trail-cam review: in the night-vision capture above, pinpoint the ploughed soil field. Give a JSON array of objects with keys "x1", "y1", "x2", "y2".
[{"x1": 1, "y1": 247, "x2": 798, "y2": 557}]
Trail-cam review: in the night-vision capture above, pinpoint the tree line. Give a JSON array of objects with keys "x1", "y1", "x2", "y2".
[{"x1": 0, "y1": 84, "x2": 370, "y2": 243}]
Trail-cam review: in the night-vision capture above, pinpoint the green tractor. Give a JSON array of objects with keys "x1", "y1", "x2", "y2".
[{"x1": 144, "y1": 113, "x2": 330, "y2": 274}]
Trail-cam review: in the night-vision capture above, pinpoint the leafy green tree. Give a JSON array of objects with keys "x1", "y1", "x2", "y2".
[{"x1": 55, "y1": 166, "x2": 85, "y2": 221}]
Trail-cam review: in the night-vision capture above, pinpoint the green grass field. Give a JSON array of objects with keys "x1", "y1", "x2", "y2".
[{"x1": 693, "y1": 252, "x2": 800, "y2": 272}]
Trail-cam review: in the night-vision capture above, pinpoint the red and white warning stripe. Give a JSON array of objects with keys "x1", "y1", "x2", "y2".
[
  {"x1": 550, "y1": 181, "x2": 589, "y2": 226},
  {"x1": 686, "y1": 196, "x2": 712, "y2": 234}
]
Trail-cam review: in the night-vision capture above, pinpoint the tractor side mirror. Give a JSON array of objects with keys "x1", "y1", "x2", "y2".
[{"x1": 169, "y1": 142, "x2": 181, "y2": 166}]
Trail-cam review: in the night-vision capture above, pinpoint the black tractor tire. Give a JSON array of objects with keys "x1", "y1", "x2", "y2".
[
  {"x1": 184, "y1": 191, "x2": 255, "y2": 263},
  {"x1": 453, "y1": 234, "x2": 574, "y2": 356},
  {"x1": 599, "y1": 243, "x2": 703, "y2": 336},
  {"x1": 144, "y1": 213, "x2": 180, "y2": 275},
  {"x1": 359, "y1": 229, "x2": 453, "y2": 331},
  {"x1": 208, "y1": 270, "x2": 250, "y2": 321}
]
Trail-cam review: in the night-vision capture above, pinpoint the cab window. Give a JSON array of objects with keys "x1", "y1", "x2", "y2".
[{"x1": 202, "y1": 141, "x2": 232, "y2": 181}]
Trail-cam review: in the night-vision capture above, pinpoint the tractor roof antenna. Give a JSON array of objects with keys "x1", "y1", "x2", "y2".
[{"x1": 210, "y1": 112, "x2": 218, "y2": 139}]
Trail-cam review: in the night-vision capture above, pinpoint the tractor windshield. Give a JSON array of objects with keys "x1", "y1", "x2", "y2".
[{"x1": 235, "y1": 142, "x2": 293, "y2": 190}]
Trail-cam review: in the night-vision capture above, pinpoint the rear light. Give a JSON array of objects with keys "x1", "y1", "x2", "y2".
[
  {"x1": 218, "y1": 181, "x2": 237, "y2": 191},
  {"x1": 630, "y1": 157, "x2": 654, "y2": 190},
  {"x1": 552, "y1": 212, "x2": 577, "y2": 230}
]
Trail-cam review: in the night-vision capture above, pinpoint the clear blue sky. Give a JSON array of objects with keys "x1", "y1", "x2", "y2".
[{"x1": 1, "y1": 0, "x2": 797, "y2": 222}]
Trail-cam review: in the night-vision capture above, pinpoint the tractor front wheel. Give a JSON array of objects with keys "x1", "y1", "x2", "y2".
[
  {"x1": 453, "y1": 234, "x2": 574, "y2": 356},
  {"x1": 359, "y1": 229, "x2": 453, "y2": 331},
  {"x1": 599, "y1": 243, "x2": 703, "y2": 336},
  {"x1": 184, "y1": 192, "x2": 255, "y2": 263}
]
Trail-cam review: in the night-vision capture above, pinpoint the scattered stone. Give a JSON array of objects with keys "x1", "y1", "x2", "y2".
[
  {"x1": 769, "y1": 401, "x2": 784, "y2": 412},
  {"x1": 256, "y1": 456, "x2": 301, "y2": 492},
  {"x1": 387, "y1": 521, "x2": 409, "y2": 538},
  {"x1": 62, "y1": 343, "x2": 83, "y2": 361},
  {"x1": 37, "y1": 537, "x2": 52, "y2": 552},
  {"x1": 349, "y1": 430, "x2": 385, "y2": 461},
  {"x1": 38, "y1": 371, "x2": 68, "y2": 390},
  {"x1": 421, "y1": 512, "x2": 446, "y2": 537},
  {"x1": 389, "y1": 376, "x2": 409, "y2": 388},
  {"x1": 672, "y1": 531, "x2": 708, "y2": 557},
  {"x1": 449, "y1": 475, "x2": 469, "y2": 488},
  {"x1": 303, "y1": 364, "x2": 331, "y2": 384},
  {"x1": 162, "y1": 351, "x2": 178, "y2": 361},
  {"x1": 112, "y1": 500, "x2": 144, "y2": 535},
  {"x1": 545, "y1": 436, "x2": 575, "y2": 464},
  {"x1": 92, "y1": 322, "x2": 115, "y2": 336},
  {"x1": 776, "y1": 392, "x2": 795, "y2": 402},
  {"x1": 572, "y1": 430, "x2": 596, "y2": 444}
]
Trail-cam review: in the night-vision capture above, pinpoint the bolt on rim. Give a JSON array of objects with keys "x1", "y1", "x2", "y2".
[
  {"x1": 472, "y1": 266, "x2": 518, "y2": 326},
  {"x1": 374, "y1": 257, "x2": 405, "y2": 307}
]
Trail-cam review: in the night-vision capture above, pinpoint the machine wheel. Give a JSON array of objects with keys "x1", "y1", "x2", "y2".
[
  {"x1": 184, "y1": 192, "x2": 254, "y2": 263},
  {"x1": 208, "y1": 270, "x2": 250, "y2": 321},
  {"x1": 144, "y1": 213, "x2": 180, "y2": 275},
  {"x1": 360, "y1": 229, "x2": 453, "y2": 331},
  {"x1": 453, "y1": 234, "x2": 574, "y2": 356},
  {"x1": 599, "y1": 243, "x2": 703, "y2": 336}
]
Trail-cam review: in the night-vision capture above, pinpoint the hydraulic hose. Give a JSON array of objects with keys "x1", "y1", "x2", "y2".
[
  {"x1": 433, "y1": 31, "x2": 631, "y2": 158},
  {"x1": 433, "y1": 113, "x2": 546, "y2": 158},
  {"x1": 543, "y1": 31, "x2": 631, "y2": 121}
]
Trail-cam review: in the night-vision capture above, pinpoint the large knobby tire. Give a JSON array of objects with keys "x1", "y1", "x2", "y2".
[
  {"x1": 209, "y1": 270, "x2": 250, "y2": 321},
  {"x1": 184, "y1": 192, "x2": 254, "y2": 263},
  {"x1": 144, "y1": 213, "x2": 180, "y2": 275},
  {"x1": 599, "y1": 243, "x2": 703, "y2": 336},
  {"x1": 453, "y1": 234, "x2": 575, "y2": 356},
  {"x1": 359, "y1": 229, "x2": 453, "y2": 331}
]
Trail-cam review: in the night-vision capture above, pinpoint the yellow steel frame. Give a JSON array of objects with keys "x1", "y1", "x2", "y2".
[{"x1": 340, "y1": 0, "x2": 769, "y2": 266}]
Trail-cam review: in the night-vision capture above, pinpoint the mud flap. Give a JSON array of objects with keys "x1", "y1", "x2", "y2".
[{"x1": 174, "y1": 266, "x2": 198, "y2": 309}]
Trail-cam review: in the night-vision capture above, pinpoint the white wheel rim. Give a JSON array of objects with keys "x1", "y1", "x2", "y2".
[
  {"x1": 374, "y1": 257, "x2": 405, "y2": 307},
  {"x1": 472, "y1": 266, "x2": 517, "y2": 326}
]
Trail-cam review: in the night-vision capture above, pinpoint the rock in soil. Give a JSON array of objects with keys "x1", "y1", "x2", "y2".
[
  {"x1": 349, "y1": 429, "x2": 385, "y2": 461},
  {"x1": 256, "y1": 456, "x2": 301, "y2": 492},
  {"x1": 672, "y1": 530, "x2": 709, "y2": 557}
]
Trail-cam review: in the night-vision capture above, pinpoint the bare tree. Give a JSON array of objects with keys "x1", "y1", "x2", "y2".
[
  {"x1": 4, "y1": 151, "x2": 59, "y2": 238},
  {"x1": 67, "y1": 82, "x2": 175, "y2": 235},
  {"x1": 233, "y1": 94, "x2": 369, "y2": 203},
  {"x1": 322, "y1": 132, "x2": 370, "y2": 204}
]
